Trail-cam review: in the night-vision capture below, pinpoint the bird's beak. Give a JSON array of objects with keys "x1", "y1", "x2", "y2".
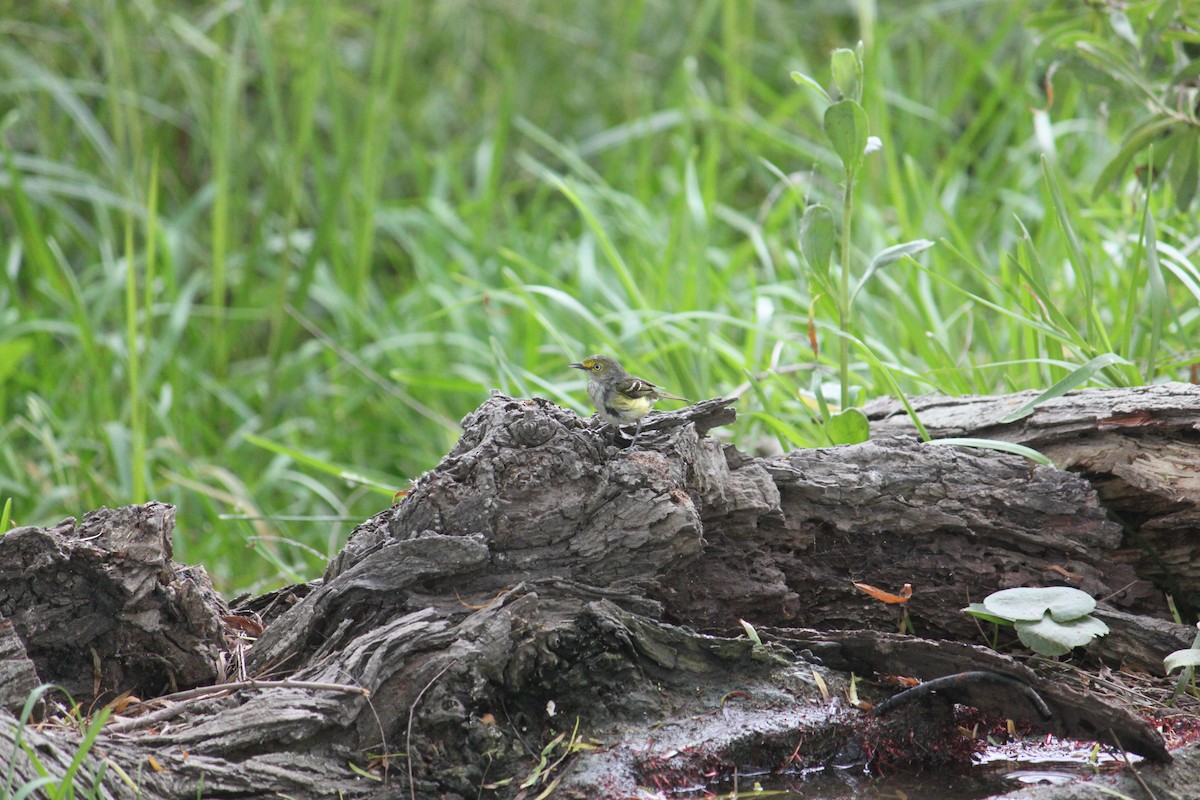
[{"x1": 569, "y1": 362, "x2": 586, "y2": 370}]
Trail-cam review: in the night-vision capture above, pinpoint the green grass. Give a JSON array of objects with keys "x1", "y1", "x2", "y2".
[
  {"x1": 1, "y1": 1, "x2": 1197, "y2": 593},
  {"x1": 3, "y1": 685, "x2": 119, "y2": 800}
]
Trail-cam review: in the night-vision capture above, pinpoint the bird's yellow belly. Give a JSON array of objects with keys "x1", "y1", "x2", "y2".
[{"x1": 605, "y1": 393, "x2": 653, "y2": 421}]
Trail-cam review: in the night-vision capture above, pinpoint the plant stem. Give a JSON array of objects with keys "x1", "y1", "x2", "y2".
[{"x1": 839, "y1": 170, "x2": 855, "y2": 409}]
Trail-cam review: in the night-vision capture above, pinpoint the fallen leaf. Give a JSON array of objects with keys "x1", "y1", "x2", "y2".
[{"x1": 853, "y1": 581, "x2": 912, "y2": 604}]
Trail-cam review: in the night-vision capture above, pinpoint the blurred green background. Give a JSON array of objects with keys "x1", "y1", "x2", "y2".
[{"x1": 1, "y1": 0, "x2": 1197, "y2": 594}]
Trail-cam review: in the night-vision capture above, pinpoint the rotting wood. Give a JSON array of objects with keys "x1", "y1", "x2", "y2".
[
  {"x1": 0, "y1": 386, "x2": 1197, "y2": 798},
  {"x1": 866, "y1": 382, "x2": 1200, "y2": 607},
  {"x1": 0, "y1": 502, "x2": 226, "y2": 705}
]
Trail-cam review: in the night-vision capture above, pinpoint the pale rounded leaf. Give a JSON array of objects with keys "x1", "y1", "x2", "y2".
[
  {"x1": 1014, "y1": 621, "x2": 1073, "y2": 657},
  {"x1": 983, "y1": 586, "x2": 1096, "y2": 622},
  {"x1": 1164, "y1": 648, "x2": 1200, "y2": 675},
  {"x1": 1016, "y1": 614, "x2": 1109, "y2": 654}
]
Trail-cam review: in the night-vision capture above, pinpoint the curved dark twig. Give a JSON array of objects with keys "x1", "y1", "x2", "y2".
[{"x1": 872, "y1": 670, "x2": 1052, "y2": 719}]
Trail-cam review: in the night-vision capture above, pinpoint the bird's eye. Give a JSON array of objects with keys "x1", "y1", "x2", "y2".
[{"x1": 592, "y1": 363, "x2": 602, "y2": 371}]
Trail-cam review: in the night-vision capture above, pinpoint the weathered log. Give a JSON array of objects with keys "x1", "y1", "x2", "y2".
[
  {"x1": 0, "y1": 388, "x2": 1195, "y2": 799},
  {"x1": 0, "y1": 618, "x2": 40, "y2": 713},
  {"x1": 866, "y1": 382, "x2": 1200, "y2": 607},
  {"x1": 0, "y1": 503, "x2": 226, "y2": 705},
  {"x1": 655, "y1": 436, "x2": 1191, "y2": 668},
  {"x1": 767, "y1": 628, "x2": 1168, "y2": 760}
]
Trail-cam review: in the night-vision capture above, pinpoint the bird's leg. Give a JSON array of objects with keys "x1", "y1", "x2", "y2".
[{"x1": 624, "y1": 418, "x2": 644, "y2": 449}]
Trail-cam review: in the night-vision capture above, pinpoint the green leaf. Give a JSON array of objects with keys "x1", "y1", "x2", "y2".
[
  {"x1": 2, "y1": 149, "x2": 61, "y2": 289},
  {"x1": 830, "y1": 48, "x2": 861, "y2": 102},
  {"x1": 790, "y1": 70, "x2": 831, "y2": 103},
  {"x1": 1091, "y1": 116, "x2": 1178, "y2": 198},
  {"x1": 824, "y1": 100, "x2": 869, "y2": 177},
  {"x1": 983, "y1": 586, "x2": 1097, "y2": 622},
  {"x1": 60, "y1": 703, "x2": 113, "y2": 794},
  {"x1": 852, "y1": 239, "x2": 935, "y2": 302},
  {"x1": 12, "y1": 776, "x2": 63, "y2": 800},
  {"x1": 999, "y1": 352, "x2": 1131, "y2": 423},
  {"x1": 748, "y1": 411, "x2": 822, "y2": 450},
  {"x1": 799, "y1": 204, "x2": 836, "y2": 289},
  {"x1": 1168, "y1": 129, "x2": 1198, "y2": 212},
  {"x1": 962, "y1": 602, "x2": 1013, "y2": 627},
  {"x1": 1107, "y1": 11, "x2": 1137, "y2": 47},
  {"x1": 739, "y1": 618, "x2": 762, "y2": 645},
  {"x1": 810, "y1": 370, "x2": 832, "y2": 424},
  {"x1": 1015, "y1": 613, "x2": 1109, "y2": 655},
  {"x1": 1073, "y1": 39, "x2": 1156, "y2": 97},
  {"x1": 1144, "y1": 0, "x2": 1178, "y2": 59},
  {"x1": 348, "y1": 760, "x2": 383, "y2": 781},
  {"x1": 1170, "y1": 57, "x2": 1200, "y2": 88},
  {"x1": 809, "y1": 370, "x2": 835, "y2": 446},
  {"x1": 1010, "y1": 218, "x2": 1085, "y2": 341},
  {"x1": 825, "y1": 407, "x2": 870, "y2": 445},
  {"x1": 927, "y1": 438, "x2": 1056, "y2": 468},
  {"x1": 824, "y1": 330, "x2": 931, "y2": 442}
]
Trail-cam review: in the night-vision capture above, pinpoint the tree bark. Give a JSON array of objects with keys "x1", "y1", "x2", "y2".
[
  {"x1": 0, "y1": 503, "x2": 226, "y2": 705},
  {"x1": 866, "y1": 382, "x2": 1200, "y2": 608},
  {"x1": 1, "y1": 386, "x2": 1197, "y2": 799}
]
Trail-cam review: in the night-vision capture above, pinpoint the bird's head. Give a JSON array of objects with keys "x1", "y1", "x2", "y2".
[{"x1": 569, "y1": 354, "x2": 621, "y2": 376}]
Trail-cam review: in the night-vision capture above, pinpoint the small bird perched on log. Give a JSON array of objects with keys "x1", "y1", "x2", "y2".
[{"x1": 569, "y1": 354, "x2": 688, "y2": 447}]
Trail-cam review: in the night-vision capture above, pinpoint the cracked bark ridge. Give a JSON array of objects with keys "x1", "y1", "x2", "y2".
[
  {"x1": 865, "y1": 382, "x2": 1200, "y2": 608},
  {"x1": 323, "y1": 393, "x2": 738, "y2": 582},
  {"x1": 654, "y1": 435, "x2": 1176, "y2": 663},
  {"x1": 0, "y1": 618, "x2": 39, "y2": 712},
  {"x1": 249, "y1": 392, "x2": 742, "y2": 675},
  {"x1": 0, "y1": 502, "x2": 227, "y2": 705}
]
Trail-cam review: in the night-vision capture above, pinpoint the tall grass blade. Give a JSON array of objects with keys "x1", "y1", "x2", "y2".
[
  {"x1": 242, "y1": 433, "x2": 401, "y2": 496},
  {"x1": 999, "y1": 353, "x2": 1132, "y2": 423},
  {"x1": 927, "y1": 438, "x2": 1056, "y2": 468},
  {"x1": 1139, "y1": 190, "x2": 1166, "y2": 382}
]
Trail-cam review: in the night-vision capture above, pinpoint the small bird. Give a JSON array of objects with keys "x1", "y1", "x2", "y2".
[{"x1": 569, "y1": 354, "x2": 688, "y2": 446}]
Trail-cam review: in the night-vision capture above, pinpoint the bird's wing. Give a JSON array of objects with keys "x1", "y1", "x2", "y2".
[
  {"x1": 616, "y1": 377, "x2": 659, "y2": 398},
  {"x1": 618, "y1": 377, "x2": 688, "y2": 402}
]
